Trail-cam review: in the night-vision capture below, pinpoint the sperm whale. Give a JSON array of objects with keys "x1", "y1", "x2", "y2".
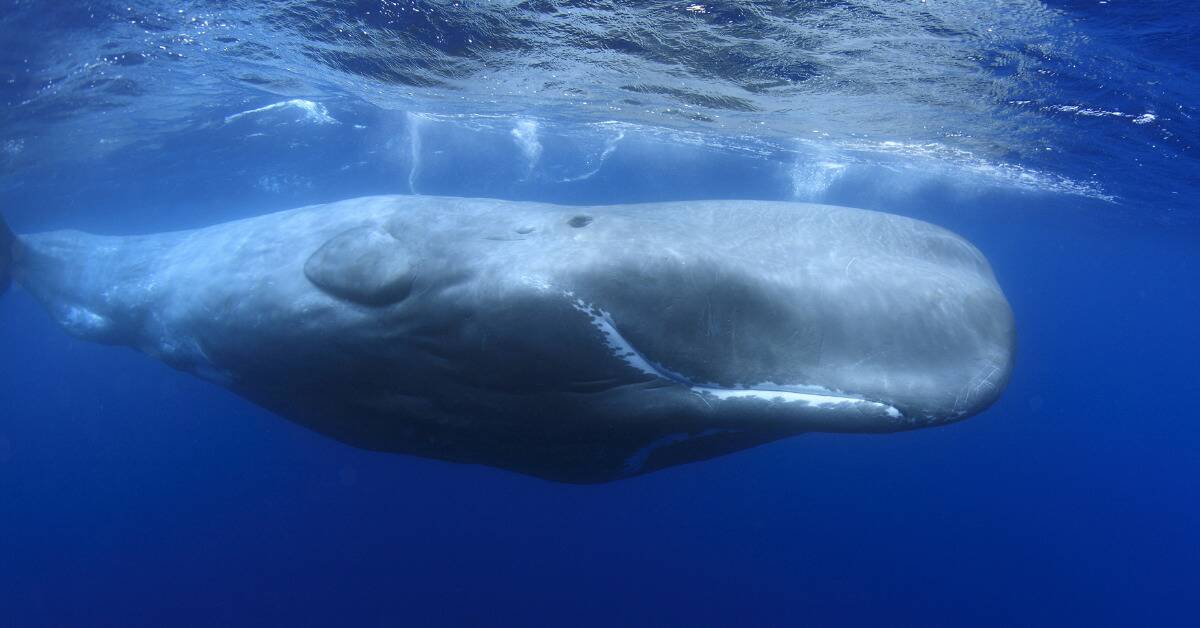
[{"x1": 0, "y1": 196, "x2": 1015, "y2": 482}]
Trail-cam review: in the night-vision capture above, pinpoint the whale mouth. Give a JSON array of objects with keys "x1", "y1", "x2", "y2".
[
  {"x1": 683, "y1": 384, "x2": 904, "y2": 420},
  {"x1": 570, "y1": 297, "x2": 906, "y2": 423}
]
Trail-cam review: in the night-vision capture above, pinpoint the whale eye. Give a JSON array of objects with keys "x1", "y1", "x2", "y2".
[
  {"x1": 568, "y1": 215, "x2": 593, "y2": 228},
  {"x1": 515, "y1": 225, "x2": 536, "y2": 234},
  {"x1": 305, "y1": 225, "x2": 414, "y2": 306}
]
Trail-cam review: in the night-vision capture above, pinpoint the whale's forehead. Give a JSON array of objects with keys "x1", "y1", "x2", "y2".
[{"x1": 364, "y1": 197, "x2": 992, "y2": 278}]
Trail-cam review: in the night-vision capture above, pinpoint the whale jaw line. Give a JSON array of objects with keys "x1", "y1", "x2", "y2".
[{"x1": 570, "y1": 295, "x2": 907, "y2": 427}]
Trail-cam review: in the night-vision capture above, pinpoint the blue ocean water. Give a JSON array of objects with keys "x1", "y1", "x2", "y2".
[{"x1": 0, "y1": 1, "x2": 1197, "y2": 626}]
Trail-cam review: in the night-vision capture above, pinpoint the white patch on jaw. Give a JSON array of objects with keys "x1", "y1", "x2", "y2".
[
  {"x1": 568, "y1": 294, "x2": 904, "y2": 421},
  {"x1": 569, "y1": 296, "x2": 662, "y2": 379},
  {"x1": 694, "y1": 386, "x2": 902, "y2": 418}
]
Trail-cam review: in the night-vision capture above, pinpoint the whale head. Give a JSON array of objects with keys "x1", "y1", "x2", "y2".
[{"x1": 393, "y1": 200, "x2": 1014, "y2": 427}]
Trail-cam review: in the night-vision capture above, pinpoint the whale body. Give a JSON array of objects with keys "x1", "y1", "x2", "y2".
[{"x1": 1, "y1": 196, "x2": 1015, "y2": 482}]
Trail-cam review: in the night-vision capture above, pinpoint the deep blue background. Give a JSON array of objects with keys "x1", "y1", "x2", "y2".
[
  {"x1": 3, "y1": 174, "x2": 1198, "y2": 628},
  {"x1": 2, "y1": 1, "x2": 1200, "y2": 626}
]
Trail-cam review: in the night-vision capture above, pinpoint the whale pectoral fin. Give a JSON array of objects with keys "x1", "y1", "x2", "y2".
[
  {"x1": 0, "y1": 212, "x2": 14, "y2": 296},
  {"x1": 304, "y1": 225, "x2": 414, "y2": 306}
]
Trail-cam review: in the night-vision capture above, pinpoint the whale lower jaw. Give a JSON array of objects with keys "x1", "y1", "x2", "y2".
[
  {"x1": 688, "y1": 385, "x2": 904, "y2": 421},
  {"x1": 570, "y1": 296, "x2": 906, "y2": 426}
]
